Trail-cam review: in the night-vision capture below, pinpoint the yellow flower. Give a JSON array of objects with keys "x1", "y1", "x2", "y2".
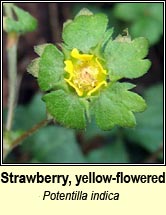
[{"x1": 64, "y1": 48, "x2": 108, "y2": 97}]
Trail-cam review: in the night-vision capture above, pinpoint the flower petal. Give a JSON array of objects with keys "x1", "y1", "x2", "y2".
[
  {"x1": 87, "y1": 81, "x2": 107, "y2": 96},
  {"x1": 71, "y1": 48, "x2": 93, "y2": 61},
  {"x1": 64, "y1": 60, "x2": 74, "y2": 74},
  {"x1": 95, "y1": 58, "x2": 107, "y2": 74},
  {"x1": 65, "y1": 78, "x2": 83, "y2": 96}
]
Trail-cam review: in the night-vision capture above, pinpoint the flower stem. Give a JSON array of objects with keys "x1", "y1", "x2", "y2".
[
  {"x1": 4, "y1": 3, "x2": 19, "y2": 131},
  {"x1": 5, "y1": 33, "x2": 18, "y2": 131}
]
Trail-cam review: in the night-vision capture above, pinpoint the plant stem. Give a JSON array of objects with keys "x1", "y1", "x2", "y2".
[
  {"x1": 4, "y1": 3, "x2": 19, "y2": 131},
  {"x1": 3, "y1": 3, "x2": 14, "y2": 18},
  {"x1": 4, "y1": 118, "x2": 52, "y2": 160},
  {"x1": 6, "y1": 33, "x2": 18, "y2": 131},
  {"x1": 11, "y1": 118, "x2": 51, "y2": 148}
]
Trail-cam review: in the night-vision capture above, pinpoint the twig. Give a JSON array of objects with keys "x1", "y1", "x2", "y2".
[
  {"x1": 11, "y1": 118, "x2": 51, "y2": 148},
  {"x1": 4, "y1": 118, "x2": 52, "y2": 160}
]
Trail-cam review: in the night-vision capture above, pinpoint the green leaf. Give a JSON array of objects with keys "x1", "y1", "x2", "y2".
[
  {"x1": 87, "y1": 139, "x2": 129, "y2": 163},
  {"x1": 27, "y1": 44, "x2": 53, "y2": 78},
  {"x1": 91, "y1": 82, "x2": 146, "y2": 130},
  {"x1": 131, "y1": 17, "x2": 163, "y2": 45},
  {"x1": 43, "y1": 90, "x2": 86, "y2": 129},
  {"x1": 75, "y1": 8, "x2": 93, "y2": 17},
  {"x1": 34, "y1": 43, "x2": 51, "y2": 56},
  {"x1": 4, "y1": 93, "x2": 86, "y2": 163},
  {"x1": 13, "y1": 93, "x2": 46, "y2": 130},
  {"x1": 125, "y1": 84, "x2": 163, "y2": 160},
  {"x1": 113, "y1": 3, "x2": 163, "y2": 45},
  {"x1": 148, "y1": 3, "x2": 163, "y2": 23},
  {"x1": 101, "y1": 28, "x2": 114, "y2": 48},
  {"x1": 3, "y1": 4, "x2": 37, "y2": 34},
  {"x1": 38, "y1": 44, "x2": 64, "y2": 91},
  {"x1": 27, "y1": 58, "x2": 40, "y2": 78},
  {"x1": 27, "y1": 126, "x2": 86, "y2": 163},
  {"x1": 72, "y1": 4, "x2": 102, "y2": 17},
  {"x1": 114, "y1": 3, "x2": 163, "y2": 23},
  {"x1": 114, "y1": 3, "x2": 147, "y2": 21},
  {"x1": 62, "y1": 12, "x2": 108, "y2": 53},
  {"x1": 104, "y1": 37, "x2": 151, "y2": 79}
]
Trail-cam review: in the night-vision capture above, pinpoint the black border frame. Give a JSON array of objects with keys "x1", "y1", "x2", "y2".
[{"x1": 1, "y1": 0, "x2": 165, "y2": 166}]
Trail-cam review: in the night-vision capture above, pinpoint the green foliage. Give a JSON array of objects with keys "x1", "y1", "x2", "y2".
[
  {"x1": 104, "y1": 37, "x2": 151, "y2": 79},
  {"x1": 3, "y1": 4, "x2": 37, "y2": 34},
  {"x1": 3, "y1": 4, "x2": 162, "y2": 164},
  {"x1": 83, "y1": 119, "x2": 114, "y2": 141},
  {"x1": 38, "y1": 44, "x2": 64, "y2": 91},
  {"x1": 114, "y1": 3, "x2": 163, "y2": 45},
  {"x1": 62, "y1": 13, "x2": 108, "y2": 53},
  {"x1": 34, "y1": 43, "x2": 51, "y2": 56},
  {"x1": 91, "y1": 82, "x2": 146, "y2": 130},
  {"x1": 27, "y1": 58, "x2": 40, "y2": 78},
  {"x1": 4, "y1": 130, "x2": 23, "y2": 147},
  {"x1": 28, "y1": 8, "x2": 150, "y2": 130},
  {"x1": 13, "y1": 94, "x2": 46, "y2": 130},
  {"x1": 87, "y1": 139, "x2": 129, "y2": 163},
  {"x1": 4, "y1": 94, "x2": 85, "y2": 163},
  {"x1": 4, "y1": 83, "x2": 163, "y2": 163},
  {"x1": 125, "y1": 84, "x2": 163, "y2": 160},
  {"x1": 43, "y1": 90, "x2": 86, "y2": 129},
  {"x1": 26, "y1": 126, "x2": 86, "y2": 163},
  {"x1": 27, "y1": 44, "x2": 51, "y2": 78}
]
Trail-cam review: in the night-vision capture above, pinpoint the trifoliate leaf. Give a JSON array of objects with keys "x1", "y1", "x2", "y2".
[
  {"x1": 91, "y1": 82, "x2": 146, "y2": 130},
  {"x1": 27, "y1": 8, "x2": 151, "y2": 131},
  {"x1": 3, "y1": 4, "x2": 37, "y2": 34},
  {"x1": 62, "y1": 13, "x2": 108, "y2": 53},
  {"x1": 104, "y1": 37, "x2": 151, "y2": 79},
  {"x1": 39, "y1": 44, "x2": 64, "y2": 91},
  {"x1": 43, "y1": 90, "x2": 86, "y2": 129}
]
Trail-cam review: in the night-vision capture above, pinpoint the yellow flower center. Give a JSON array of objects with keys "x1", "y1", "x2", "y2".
[{"x1": 64, "y1": 48, "x2": 108, "y2": 97}]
